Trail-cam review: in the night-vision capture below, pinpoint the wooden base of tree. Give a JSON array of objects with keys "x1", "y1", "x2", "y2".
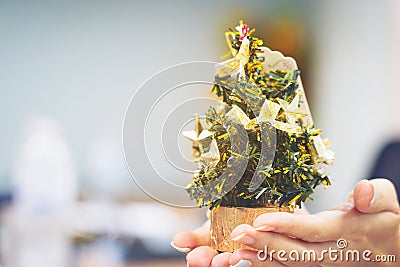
[{"x1": 210, "y1": 206, "x2": 292, "y2": 252}]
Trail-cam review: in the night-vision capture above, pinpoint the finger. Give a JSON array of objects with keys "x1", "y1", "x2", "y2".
[
  {"x1": 231, "y1": 224, "x2": 254, "y2": 241},
  {"x1": 252, "y1": 211, "x2": 344, "y2": 242},
  {"x1": 172, "y1": 220, "x2": 210, "y2": 252},
  {"x1": 230, "y1": 248, "x2": 286, "y2": 267},
  {"x1": 210, "y1": 252, "x2": 231, "y2": 267},
  {"x1": 186, "y1": 246, "x2": 218, "y2": 267},
  {"x1": 231, "y1": 224, "x2": 307, "y2": 254},
  {"x1": 232, "y1": 230, "x2": 337, "y2": 266},
  {"x1": 354, "y1": 179, "x2": 400, "y2": 214},
  {"x1": 329, "y1": 202, "x2": 354, "y2": 212}
]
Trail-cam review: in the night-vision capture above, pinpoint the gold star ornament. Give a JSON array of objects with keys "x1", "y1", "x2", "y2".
[{"x1": 182, "y1": 115, "x2": 213, "y2": 157}]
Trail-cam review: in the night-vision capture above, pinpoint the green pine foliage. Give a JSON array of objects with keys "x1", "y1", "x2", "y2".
[{"x1": 186, "y1": 23, "x2": 331, "y2": 210}]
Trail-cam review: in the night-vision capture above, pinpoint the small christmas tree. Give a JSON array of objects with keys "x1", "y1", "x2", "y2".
[{"x1": 183, "y1": 21, "x2": 334, "y2": 252}]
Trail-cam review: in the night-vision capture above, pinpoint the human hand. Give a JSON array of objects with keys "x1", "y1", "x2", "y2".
[
  {"x1": 229, "y1": 179, "x2": 400, "y2": 266},
  {"x1": 172, "y1": 214, "x2": 236, "y2": 267},
  {"x1": 172, "y1": 208, "x2": 309, "y2": 267}
]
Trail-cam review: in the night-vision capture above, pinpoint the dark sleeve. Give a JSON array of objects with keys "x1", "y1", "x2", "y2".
[{"x1": 370, "y1": 142, "x2": 400, "y2": 202}]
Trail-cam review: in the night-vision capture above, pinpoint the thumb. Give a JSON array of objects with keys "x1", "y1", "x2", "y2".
[
  {"x1": 354, "y1": 178, "x2": 399, "y2": 214},
  {"x1": 171, "y1": 220, "x2": 210, "y2": 251}
]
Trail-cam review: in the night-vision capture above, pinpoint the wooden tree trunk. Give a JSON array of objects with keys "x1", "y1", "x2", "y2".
[{"x1": 210, "y1": 206, "x2": 292, "y2": 252}]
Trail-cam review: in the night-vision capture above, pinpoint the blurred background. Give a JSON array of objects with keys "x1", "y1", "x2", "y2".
[{"x1": 0, "y1": 0, "x2": 399, "y2": 266}]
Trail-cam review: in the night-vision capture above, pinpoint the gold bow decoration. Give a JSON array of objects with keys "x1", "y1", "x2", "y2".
[
  {"x1": 225, "y1": 105, "x2": 256, "y2": 130},
  {"x1": 310, "y1": 135, "x2": 335, "y2": 165},
  {"x1": 277, "y1": 94, "x2": 308, "y2": 125},
  {"x1": 200, "y1": 139, "x2": 221, "y2": 168}
]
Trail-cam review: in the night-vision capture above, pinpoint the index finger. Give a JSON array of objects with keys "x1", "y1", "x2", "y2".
[{"x1": 253, "y1": 210, "x2": 345, "y2": 242}]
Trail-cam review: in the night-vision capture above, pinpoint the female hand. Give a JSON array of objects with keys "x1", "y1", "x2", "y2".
[
  {"x1": 171, "y1": 215, "x2": 233, "y2": 267},
  {"x1": 172, "y1": 208, "x2": 309, "y2": 267},
  {"x1": 229, "y1": 179, "x2": 400, "y2": 267}
]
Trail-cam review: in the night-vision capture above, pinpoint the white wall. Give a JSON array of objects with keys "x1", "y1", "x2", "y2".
[
  {"x1": 308, "y1": 0, "x2": 400, "y2": 211},
  {"x1": 0, "y1": 0, "x2": 222, "y2": 196}
]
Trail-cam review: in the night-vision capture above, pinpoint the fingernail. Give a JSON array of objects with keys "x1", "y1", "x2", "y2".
[
  {"x1": 369, "y1": 183, "x2": 378, "y2": 207},
  {"x1": 254, "y1": 225, "x2": 275, "y2": 231},
  {"x1": 231, "y1": 233, "x2": 246, "y2": 241},
  {"x1": 170, "y1": 241, "x2": 191, "y2": 253},
  {"x1": 230, "y1": 259, "x2": 252, "y2": 267},
  {"x1": 231, "y1": 233, "x2": 255, "y2": 245}
]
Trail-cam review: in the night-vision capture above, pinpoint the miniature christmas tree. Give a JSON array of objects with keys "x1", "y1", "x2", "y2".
[{"x1": 183, "y1": 21, "x2": 334, "y2": 252}]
